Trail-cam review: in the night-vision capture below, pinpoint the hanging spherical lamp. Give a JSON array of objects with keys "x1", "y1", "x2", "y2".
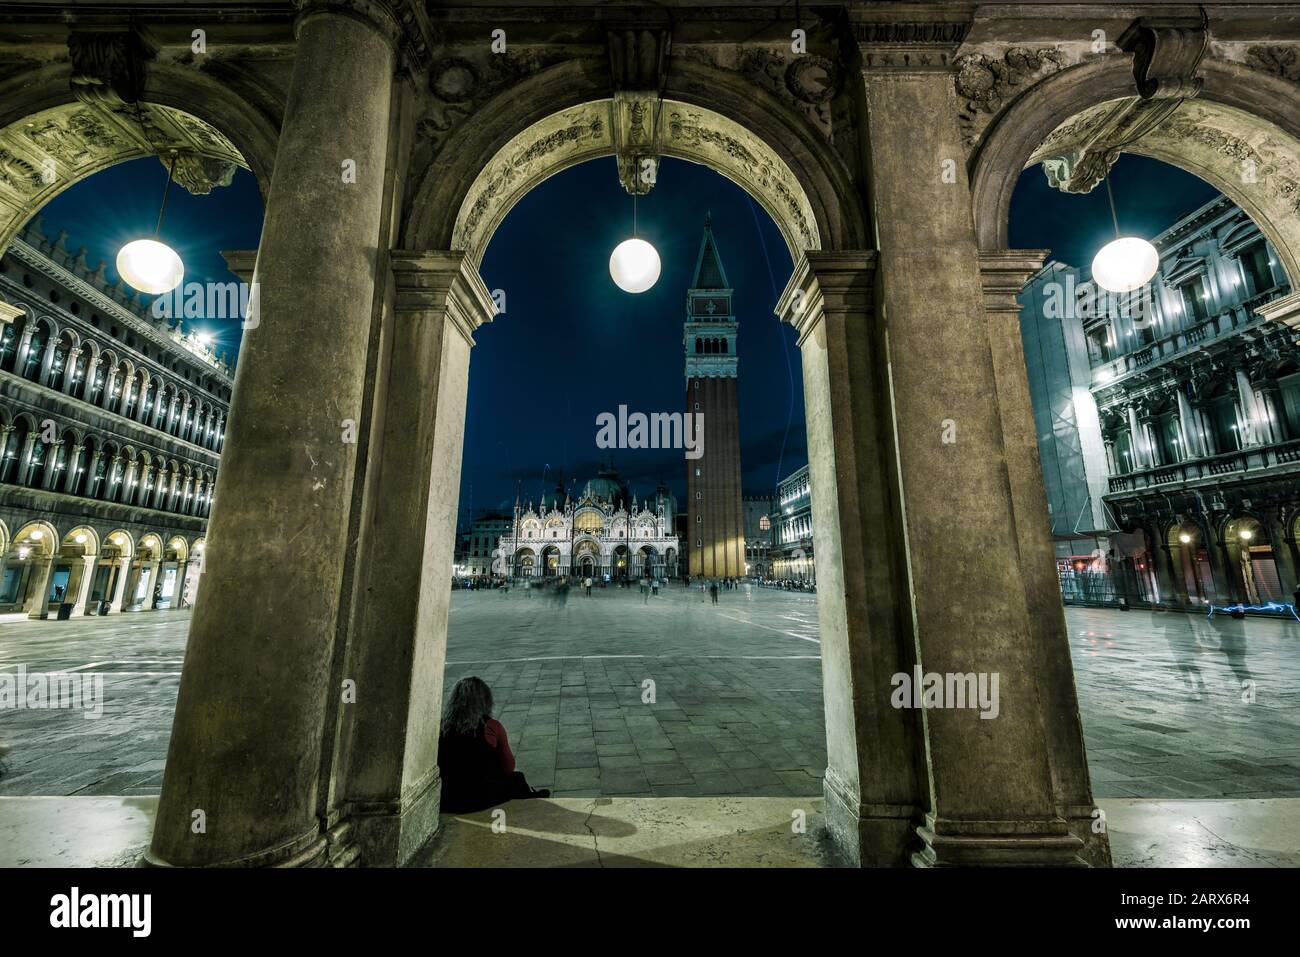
[
  {"x1": 1091, "y1": 174, "x2": 1160, "y2": 294},
  {"x1": 1091, "y1": 236, "x2": 1160, "y2": 293},
  {"x1": 609, "y1": 237, "x2": 661, "y2": 294},
  {"x1": 117, "y1": 239, "x2": 184, "y2": 294},
  {"x1": 117, "y1": 152, "x2": 184, "y2": 295}
]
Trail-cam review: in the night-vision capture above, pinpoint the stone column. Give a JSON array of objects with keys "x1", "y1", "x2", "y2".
[
  {"x1": 149, "y1": 0, "x2": 402, "y2": 869},
  {"x1": 979, "y1": 252, "x2": 1109, "y2": 865},
  {"x1": 70, "y1": 555, "x2": 96, "y2": 616},
  {"x1": 1126, "y1": 405, "x2": 1147, "y2": 470},
  {"x1": 140, "y1": 561, "x2": 161, "y2": 610},
  {"x1": 341, "y1": 252, "x2": 495, "y2": 866},
  {"x1": 1176, "y1": 388, "x2": 1205, "y2": 458},
  {"x1": 165, "y1": 395, "x2": 179, "y2": 434},
  {"x1": 107, "y1": 557, "x2": 131, "y2": 613},
  {"x1": 139, "y1": 465, "x2": 155, "y2": 509},
  {"x1": 63, "y1": 445, "x2": 83, "y2": 494},
  {"x1": 41, "y1": 439, "x2": 63, "y2": 490},
  {"x1": 24, "y1": 556, "x2": 55, "y2": 619},
  {"x1": 854, "y1": 34, "x2": 1083, "y2": 865},
  {"x1": 37, "y1": 336, "x2": 58, "y2": 386},
  {"x1": 84, "y1": 449, "x2": 103, "y2": 498},
  {"x1": 102, "y1": 370, "x2": 117, "y2": 411},
  {"x1": 1235, "y1": 369, "x2": 1263, "y2": 447},
  {"x1": 776, "y1": 253, "x2": 924, "y2": 867},
  {"x1": 17, "y1": 432, "x2": 38, "y2": 486},
  {"x1": 119, "y1": 460, "x2": 137, "y2": 505},
  {"x1": 0, "y1": 425, "x2": 13, "y2": 482},
  {"x1": 64, "y1": 348, "x2": 82, "y2": 395}
]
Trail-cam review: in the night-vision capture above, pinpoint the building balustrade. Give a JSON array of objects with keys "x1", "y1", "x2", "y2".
[
  {"x1": 1091, "y1": 283, "x2": 1291, "y2": 388},
  {"x1": 1107, "y1": 437, "x2": 1300, "y2": 492}
]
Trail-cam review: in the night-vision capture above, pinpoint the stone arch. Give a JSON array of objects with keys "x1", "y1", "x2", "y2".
[
  {"x1": 105, "y1": 529, "x2": 135, "y2": 561},
  {"x1": 406, "y1": 58, "x2": 865, "y2": 262},
  {"x1": 971, "y1": 54, "x2": 1300, "y2": 283},
  {"x1": 0, "y1": 59, "x2": 279, "y2": 252}
]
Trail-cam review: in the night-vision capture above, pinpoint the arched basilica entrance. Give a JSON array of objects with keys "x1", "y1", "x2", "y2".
[{"x1": 8, "y1": 2, "x2": 1299, "y2": 870}]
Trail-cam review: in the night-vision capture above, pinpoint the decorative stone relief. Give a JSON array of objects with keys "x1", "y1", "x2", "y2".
[
  {"x1": 452, "y1": 98, "x2": 820, "y2": 263},
  {"x1": 452, "y1": 102, "x2": 610, "y2": 254},
  {"x1": 673, "y1": 43, "x2": 843, "y2": 144},
  {"x1": 417, "y1": 49, "x2": 573, "y2": 151},
  {"x1": 954, "y1": 47, "x2": 1066, "y2": 146},
  {"x1": 67, "y1": 31, "x2": 154, "y2": 109},
  {"x1": 1244, "y1": 45, "x2": 1300, "y2": 82}
]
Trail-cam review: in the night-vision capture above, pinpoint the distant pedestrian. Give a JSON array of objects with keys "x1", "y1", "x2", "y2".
[
  {"x1": 651, "y1": 579, "x2": 660, "y2": 597},
  {"x1": 709, "y1": 582, "x2": 719, "y2": 605},
  {"x1": 584, "y1": 576, "x2": 593, "y2": 596}
]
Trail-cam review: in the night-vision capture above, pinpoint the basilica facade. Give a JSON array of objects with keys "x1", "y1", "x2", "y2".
[{"x1": 500, "y1": 470, "x2": 678, "y2": 581}]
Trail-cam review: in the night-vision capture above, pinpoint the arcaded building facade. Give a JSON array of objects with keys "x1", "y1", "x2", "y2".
[
  {"x1": 0, "y1": 218, "x2": 231, "y2": 618},
  {"x1": 1020, "y1": 196, "x2": 1299, "y2": 608}
]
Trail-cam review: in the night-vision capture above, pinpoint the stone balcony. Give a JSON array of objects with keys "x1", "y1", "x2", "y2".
[
  {"x1": 1107, "y1": 438, "x2": 1300, "y2": 493},
  {"x1": 1090, "y1": 284, "x2": 1291, "y2": 390}
]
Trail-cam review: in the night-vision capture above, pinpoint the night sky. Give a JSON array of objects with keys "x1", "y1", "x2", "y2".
[
  {"x1": 35, "y1": 156, "x2": 264, "y2": 367},
  {"x1": 38, "y1": 152, "x2": 1221, "y2": 525}
]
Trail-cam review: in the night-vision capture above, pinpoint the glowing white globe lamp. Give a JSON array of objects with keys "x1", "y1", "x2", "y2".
[
  {"x1": 117, "y1": 152, "x2": 184, "y2": 295},
  {"x1": 1091, "y1": 236, "x2": 1159, "y2": 293},
  {"x1": 117, "y1": 239, "x2": 184, "y2": 295},
  {"x1": 609, "y1": 238, "x2": 661, "y2": 294}
]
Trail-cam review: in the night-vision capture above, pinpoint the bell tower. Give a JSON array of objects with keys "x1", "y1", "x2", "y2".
[{"x1": 685, "y1": 215, "x2": 745, "y2": 577}]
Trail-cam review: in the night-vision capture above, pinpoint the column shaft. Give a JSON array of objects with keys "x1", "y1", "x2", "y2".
[
  {"x1": 149, "y1": 6, "x2": 400, "y2": 868},
  {"x1": 341, "y1": 252, "x2": 494, "y2": 865}
]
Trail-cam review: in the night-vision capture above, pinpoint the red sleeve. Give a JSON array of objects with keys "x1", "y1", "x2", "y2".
[{"x1": 483, "y1": 718, "x2": 515, "y2": 774}]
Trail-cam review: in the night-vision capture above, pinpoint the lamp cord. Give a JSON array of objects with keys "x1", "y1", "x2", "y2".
[
  {"x1": 1104, "y1": 175, "x2": 1121, "y2": 239},
  {"x1": 154, "y1": 153, "x2": 178, "y2": 238}
]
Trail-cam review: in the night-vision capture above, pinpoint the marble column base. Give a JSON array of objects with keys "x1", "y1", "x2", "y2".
[
  {"x1": 822, "y1": 769, "x2": 919, "y2": 867},
  {"x1": 347, "y1": 769, "x2": 442, "y2": 867},
  {"x1": 913, "y1": 813, "x2": 1087, "y2": 867}
]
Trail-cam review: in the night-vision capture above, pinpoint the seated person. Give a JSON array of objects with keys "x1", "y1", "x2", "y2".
[{"x1": 438, "y1": 676, "x2": 549, "y2": 813}]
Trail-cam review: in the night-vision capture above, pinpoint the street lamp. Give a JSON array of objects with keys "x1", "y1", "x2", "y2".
[
  {"x1": 1091, "y1": 175, "x2": 1159, "y2": 294},
  {"x1": 116, "y1": 153, "x2": 184, "y2": 295},
  {"x1": 609, "y1": 191, "x2": 660, "y2": 293}
]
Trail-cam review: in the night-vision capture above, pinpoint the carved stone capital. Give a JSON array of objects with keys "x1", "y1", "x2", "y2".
[
  {"x1": 389, "y1": 251, "x2": 496, "y2": 347},
  {"x1": 611, "y1": 92, "x2": 663, "y2": 196},
  {"x1": 775, "y1": 251, "x2": 878, "y2": 347},
  {"x1": 978, "y1": 251, "x2": 1050, "y2": 316},
  {"x1": 294, "y1": 0, "x2": 432, "y2": 71},
  {"x1": 607, "y1": 27, "x2": 671, "y2": 92},
  {"x1": 168, "y1": 152, "x2": 238, "y2": 196},
  {"x1": 67, "y1": 28, "x2": 155, "y2": 109},
  {"x1": 1117, "y1": 16, "x2": 1208, "y2": 101}
]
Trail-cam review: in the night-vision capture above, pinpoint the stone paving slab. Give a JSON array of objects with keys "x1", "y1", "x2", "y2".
[
  {"x1": 3, "y1": 794, "x2": 1297, "y2": 868},
  {"x1": 1, "y1": 592, "x2": 1298, "y2": 802}
]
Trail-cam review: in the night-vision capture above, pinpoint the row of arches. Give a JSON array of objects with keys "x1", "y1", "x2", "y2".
[
  {"x1": 1064, "y1": 509, "x2": 1300, "y2": 608},
  {"x1": 0, "y1": 517, "x2": 205, "y2": 618},
  {"x1": 692, "y1": 336, "x2": 729, "y2": 355},
  {"x1": 513, "y1": 543, "x2": 676, "y2": 580},
  {"x1": 0, "y1": 411, "x2": 215, "y2": 517},
  {"x1": 0, "y1": 311, "x2": 227, "y2": 452}
]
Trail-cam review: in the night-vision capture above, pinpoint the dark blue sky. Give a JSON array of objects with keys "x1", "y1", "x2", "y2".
[
  {"x1": 465, "y1": 157, "x2": 799, "y2": 516},
  {"x1": 1007, "y1": 153, "x2": 1220, "y2": 268},
  {"x1": 37, "y1": 151, "x2": 1221, "y2": 523},
  {"x1": 35, "y1": 156, "x2": 264, "y2": 366}
]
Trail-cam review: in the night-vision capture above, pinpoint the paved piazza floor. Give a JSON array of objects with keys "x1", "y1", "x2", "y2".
[{"x1": 0, "y1": 586, "x2": 1297, "y2": 802}]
